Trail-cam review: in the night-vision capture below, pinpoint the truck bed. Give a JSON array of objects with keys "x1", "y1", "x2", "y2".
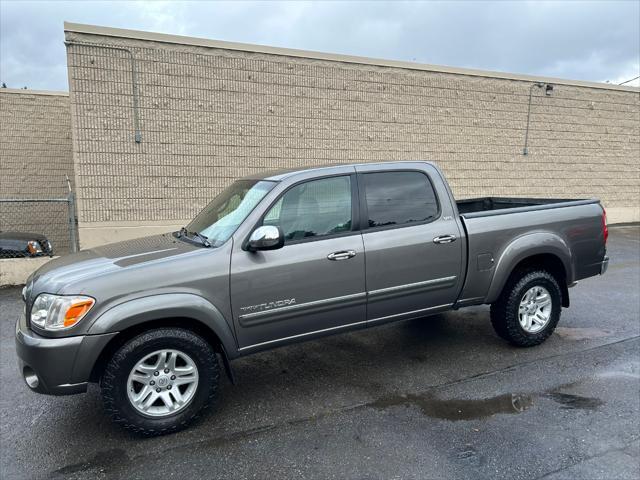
[
  {"x1": 456, "y1": 197, "x2": 599, "y2": 218},
  {"x1": 455, "y1": 195, "x2": 606, "y2": 306}
]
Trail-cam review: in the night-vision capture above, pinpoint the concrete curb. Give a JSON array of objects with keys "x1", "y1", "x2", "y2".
[{"x1": 0, "y1": 257, "x2": 56, "y2": 286}]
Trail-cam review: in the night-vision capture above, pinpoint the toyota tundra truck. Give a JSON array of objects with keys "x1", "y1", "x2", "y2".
[{"x1": 15, "y1": 161, "x2": 609, "y2": 435}]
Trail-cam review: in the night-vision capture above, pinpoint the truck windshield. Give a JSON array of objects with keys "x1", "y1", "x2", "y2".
[{"x1": 185, "y1": 180, "x2": 276, "y2": 247}]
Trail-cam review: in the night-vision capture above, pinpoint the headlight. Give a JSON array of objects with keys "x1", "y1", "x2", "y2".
[
  {"x1": 30, "y1": 294, "x2": 95, "y2": 330},
  {"x1": 27, "y1": 241, "x2": 42, "y2": 255}
]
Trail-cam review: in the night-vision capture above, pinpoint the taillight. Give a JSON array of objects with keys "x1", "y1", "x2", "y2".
[{"x1": 602, "y1": 207, "x2": 608, "y2": 245}]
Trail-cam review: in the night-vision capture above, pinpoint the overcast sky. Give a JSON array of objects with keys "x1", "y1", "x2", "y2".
[{"x1": 1, "y1": 0, "x2": 639, "y2": 91}]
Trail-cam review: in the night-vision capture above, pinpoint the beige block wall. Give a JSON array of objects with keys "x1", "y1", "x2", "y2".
[
  {"x1": 0, "y1": 89, "x2": 74, "y2": 197},
  {"x1": 0, "y1": 89, "x2": 76, "y2": 253},
  {"x1": 64, "y1": 24, "x2": 639, "y2": 247}
]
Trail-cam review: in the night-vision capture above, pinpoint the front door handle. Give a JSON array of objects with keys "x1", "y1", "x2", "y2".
[
  {"x1": 433, "y1": 234, "x2": 457, "y2": 244},
  {"x1": 327, "y1": 250, "x2": 357, "y2": 261}
]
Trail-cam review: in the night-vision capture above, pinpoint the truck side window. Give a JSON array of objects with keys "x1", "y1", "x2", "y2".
[
  {"x1": 264, "y1": 176, "x2": 352, "y2": 243},
  {"x1": 363, "y1": 171, "x2": 438, "y2": 228}
]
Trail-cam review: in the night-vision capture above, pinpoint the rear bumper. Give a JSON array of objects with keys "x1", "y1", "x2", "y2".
[
  {"x1": 601, "y1": 256, "x2": 609, "y2": 275},
  {"x1": 15, "y1": 312, "x2": 116, "y2": 395}
]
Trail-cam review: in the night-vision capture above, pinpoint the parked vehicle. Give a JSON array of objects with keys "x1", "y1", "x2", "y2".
[
  {"x1": 0, "y1": 231, "x2": 53, "y2": 258},
  {"x1": 15, "y1": 161, "x2": 609, "y2": 435}
]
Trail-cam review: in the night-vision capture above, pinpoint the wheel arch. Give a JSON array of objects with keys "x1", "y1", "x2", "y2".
[
  {"x1": 89, "y1": 317, "x2": 236, "y2": 384},
  {"x1": 85, "y1": 294, "x2": 238, "y2": 384},
  {"x1": 486, "y1": 233, "x2": 572, "y2": 307}
]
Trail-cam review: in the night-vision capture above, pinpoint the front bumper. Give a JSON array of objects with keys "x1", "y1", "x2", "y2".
[
  {"x1": 15, "y1": 312, "x2": 117, "y2": 395},
  {"x1": 601, "y1": 256, "x2": 609, "y2": 275}
]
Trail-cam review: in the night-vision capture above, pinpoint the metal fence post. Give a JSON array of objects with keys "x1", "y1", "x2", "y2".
[{"x1": 67, "y1": 191, "x2": 79, "y2": 253}]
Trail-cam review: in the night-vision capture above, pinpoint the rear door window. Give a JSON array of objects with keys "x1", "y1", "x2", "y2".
[{"x1": 362, "y1": 171, "x2": 438, "y2": 228}]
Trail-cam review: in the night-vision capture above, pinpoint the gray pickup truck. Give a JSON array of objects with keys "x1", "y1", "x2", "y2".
[{"x1": 16, "y1": 161, "x2": 609, "y2": 435}]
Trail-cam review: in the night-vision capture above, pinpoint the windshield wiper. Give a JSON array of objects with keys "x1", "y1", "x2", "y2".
[
  {"x1": 176, "y1": 226, "x2": 211, "y2": 248},
  {"x1": 190, "y1": 230, "x2": 211, "y2": 248}
]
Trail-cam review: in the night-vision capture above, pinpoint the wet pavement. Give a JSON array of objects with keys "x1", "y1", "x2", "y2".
[{"x1": 1, "y1": 225, "x2": 638, "y2": 479}]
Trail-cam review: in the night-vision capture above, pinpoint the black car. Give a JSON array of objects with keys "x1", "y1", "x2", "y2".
[{"x1": 0, "y1": 232, "x2": 54, "y2": 258}]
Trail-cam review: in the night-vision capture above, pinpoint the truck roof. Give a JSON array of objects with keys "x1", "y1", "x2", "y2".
[{"x1": 245, "y1": 161, "x2": 436, "y2": 182}]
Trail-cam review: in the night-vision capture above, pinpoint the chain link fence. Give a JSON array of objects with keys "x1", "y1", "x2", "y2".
[{"x1": 0, "y1": 192, "x2": 78, "y2": 259}]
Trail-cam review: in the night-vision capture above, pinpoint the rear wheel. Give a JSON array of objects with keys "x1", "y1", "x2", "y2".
[
  {"x1": 101, "y1": 328, "x2": 220, "y2": 436},
  {"x1": 490, "y1": 269, "x2": 562, "y2": 347}
]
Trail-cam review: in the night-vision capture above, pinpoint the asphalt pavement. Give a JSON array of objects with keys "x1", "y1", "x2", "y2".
[{"x1": 1, "y1": 225, "x2": 638, "y2": 480}]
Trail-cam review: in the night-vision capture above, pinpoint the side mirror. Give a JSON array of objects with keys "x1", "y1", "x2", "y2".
[{"x1": 246, "y1": 225, "x2": 284, "y2": 251}]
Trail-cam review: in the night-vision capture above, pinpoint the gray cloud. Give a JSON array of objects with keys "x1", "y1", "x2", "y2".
[{"x1": 1, "y1": 0, "x2": 638, "y2": 91}]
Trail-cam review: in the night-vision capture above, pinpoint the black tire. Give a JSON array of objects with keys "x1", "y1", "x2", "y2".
[
  {"x1": 490, "y1": 269, "x2": 562, "y2": 347},
  {"x1": 101, "y1": 328, "x2": 220, "y2": 436}
]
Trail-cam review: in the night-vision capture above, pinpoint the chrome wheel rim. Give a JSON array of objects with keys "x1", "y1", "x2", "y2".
[
  {"x1": 518, "y1": 286, "x2": 552, "y2": 333},
  {"x1": 127, "y1": 349, "x2": 199, "y2": 417}
]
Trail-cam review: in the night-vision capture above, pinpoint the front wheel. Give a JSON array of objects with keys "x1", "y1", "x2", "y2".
[
  {"x1": 490, "y1": 269, "x2": 562, "y2": 347},
  {"x1": 101, "y1": 328, "x2": 220, "y2": 436}
]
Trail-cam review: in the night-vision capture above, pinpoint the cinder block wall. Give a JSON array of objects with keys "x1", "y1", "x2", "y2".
[
  {"x1": 0, "y1": 89, "x2": 75, "y2": 254},
  {"x1": 64, "y1": 24, "x2": 639, "y2": 247}
]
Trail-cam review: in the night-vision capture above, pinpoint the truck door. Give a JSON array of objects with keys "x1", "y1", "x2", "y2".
[
  {"x1": 356, "y1": 165, "x2": 464, "y2": 323},
  {"x1": 230, "y1": 174, "x2": 366, "y2": 350}
]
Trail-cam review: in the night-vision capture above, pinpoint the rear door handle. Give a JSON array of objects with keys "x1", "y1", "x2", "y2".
[
  {"x1": 433, "y1": 234, "x2": 457, "y2": 244},
  {"x1": 327, "y1": 250, "x2": 357, "y2": 261}
]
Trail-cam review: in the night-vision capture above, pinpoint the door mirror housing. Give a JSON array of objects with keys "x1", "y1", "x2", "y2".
[{"x1": 246, "y1": 226, "x2": 284, "y2": 251}]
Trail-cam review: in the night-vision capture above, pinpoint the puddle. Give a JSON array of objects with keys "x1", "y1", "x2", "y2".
[
  {"x1": 554, "y1": 327, "x2": 612, "y2": 340},
  {"x1": 545, "y1": 392, "x2": 604, "y2": 410},
  {"x1": 371, "y1": 392, "x2": 533, "y2": 420},
  {"x1": 370, "y1": 383, "x2": 607, "y2": 420}
]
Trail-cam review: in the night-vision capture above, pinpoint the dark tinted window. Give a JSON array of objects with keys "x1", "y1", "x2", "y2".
[
  {"x1": 363, "y1": 171, "x2": 438, "y2": 228},
  {"x1": 264, "y1": 176, "x2": 352, "y2": 242}
]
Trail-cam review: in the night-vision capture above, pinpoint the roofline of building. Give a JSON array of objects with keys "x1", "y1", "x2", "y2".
[
  {"x1": 0, "y1": 88, "x2": 68, "y2": 96},
  {"x1": 64, "y1": 22, "x2": 639, "y2": 93}
]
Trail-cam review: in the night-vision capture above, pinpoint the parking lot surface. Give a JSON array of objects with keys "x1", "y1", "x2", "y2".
[{"x1": 1, "y1": 226, "x2": 638, "y2": 480}]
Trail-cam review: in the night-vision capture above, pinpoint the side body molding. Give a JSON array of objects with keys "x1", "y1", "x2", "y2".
[
  {"x1": 87, "y1": 293, "x2": 239, "y2": 357},
  {"x1": 484, "y1": 232, "x2": 573, "y2": 304}
]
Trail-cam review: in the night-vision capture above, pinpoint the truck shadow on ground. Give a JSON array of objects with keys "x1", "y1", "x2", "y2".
[
  {"x1": 44, "y1": 308, "x2": 574, "y2": 434},
  {"x1": 229, "y1": 309, "x2": 501, "y2": 389},
  {"x1": 46, "y1": 311, "x2": 498, "y2": 437}
]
